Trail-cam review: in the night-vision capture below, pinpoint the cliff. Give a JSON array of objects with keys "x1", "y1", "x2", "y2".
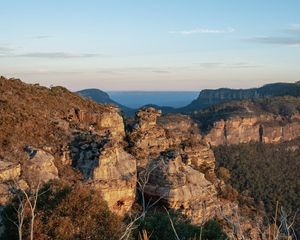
[
  {"x1": 128, "y1": 108, "x2": 266, "y2": 239},
  {"x1": 0, "y1": 76, "x2": 136, "y2": 216},
  {"x1": 0, "y1": 77, "x2": 269, "y2": 238},
  {"x1": 191, "y1": 97, "x2": 300, "y2": 146},
  {"x1": 182, "y1": 82, "x2": 300, "y2": 112}
]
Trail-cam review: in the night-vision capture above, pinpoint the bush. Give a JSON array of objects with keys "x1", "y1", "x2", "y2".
[
  {"x1": 133, "y1": 208, "x2": 227, "y2": 240},
  {"x1": 2, "y1": 181, "x2": 124, "y2": 240}
]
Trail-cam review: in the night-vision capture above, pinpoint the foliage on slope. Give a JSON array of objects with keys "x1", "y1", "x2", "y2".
[{"x1": 213, "y1": 139, "x2": 300, "y2": 233}]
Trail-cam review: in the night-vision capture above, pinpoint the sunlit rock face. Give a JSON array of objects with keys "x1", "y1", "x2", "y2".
[
  {"x1": 22, "y1": 148, "x2": 59, "y2": 187},
  {"x1": 144, "y1": 150, "x2": 219, "y2": 225},
  {"x1": 70, "y1": 132, "x2": 137, "y2": 216},
  {"x1": 204, "y1": 114, "x2": 300, "y2": 146},
  {"x1": 128, "y1": 108, "x2": 170, "y2": 167},
  {"x1": 128, "y1": 107, "x2": 267, "y2": 239},
  {"x1": 92, "y1": 142, "x2": 136, "y2": 216}
]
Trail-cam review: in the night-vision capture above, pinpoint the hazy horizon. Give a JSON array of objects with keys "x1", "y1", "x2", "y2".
[
  {"x1": 108, "y1": 91, "x2": 199, "y2": 108},
  {"x1": 1, "y1": 1, "x2": 300, "y2": 90}
]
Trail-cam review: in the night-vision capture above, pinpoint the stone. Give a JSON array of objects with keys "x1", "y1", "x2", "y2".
[
  {"x1": 72, "y1": 137, "x2": 137, "y2": 216},
  {"x1": 144, "y1": 150, "x2": 219, "y2": 225},
  {"x1": 92, "y1": 142, "x2": 137, "y2": 216},
  {"x1": 22, "y1": 148, "x2": 59, "y2": 187},
  {"x1": 0, "y1": 161, "x2": 21, "y2": 182}
]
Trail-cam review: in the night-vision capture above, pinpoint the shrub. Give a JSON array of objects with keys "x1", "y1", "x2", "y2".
[
  {"x1": 134, "y1": 208, "x2": 227, "y2": 240},
  {"x1": 2, "y1": 181, "x2": 124, "y2": 240}
]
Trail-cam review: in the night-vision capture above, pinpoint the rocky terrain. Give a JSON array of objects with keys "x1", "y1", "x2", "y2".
[
  {"x1": 0, "y1": 76, "x2": 271, "y2": 239},
  {"x1": 190, "y1": 97, "x2": 300, "y2": 146}
]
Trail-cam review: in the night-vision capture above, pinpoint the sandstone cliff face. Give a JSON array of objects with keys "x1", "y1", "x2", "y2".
[
  {"x1": 128, "y1": 107, "x2": 265, "y2": 239},
  {"x1": 69, "y1": 131, "x2": 137, "y2": 216},
  {"x1": 144, "y1": 150, "x2": 219, "y2": 225},
  {"x1": 204, "y1": 114, "x2": 300, "y2": 146},
  {"x1": 0, "y1": 77, "x2": 136, "y2": 216},
  {"x1": 92, "y1": 142, "x2": 136, "y2": 216},
  {"x1": 22, "y1": 148, "x2": 59, "y2": 187},
  {"x1": 0, "y1": 78, "x2": 270, "y2": 238}
]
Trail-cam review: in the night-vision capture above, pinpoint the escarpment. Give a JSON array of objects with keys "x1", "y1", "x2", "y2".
[
  {"x1": 128, "y1": 107, "x2": 266, "y2": 239},
  {"x1": 191, "y1": 97, "x2": 300, "y2": 146},
  {"x1": 202, "y1": 114, "x2": 300, "y2": 146},
  {"x1": 0, "y1": 76, "x2": 136, "y2": 216}
]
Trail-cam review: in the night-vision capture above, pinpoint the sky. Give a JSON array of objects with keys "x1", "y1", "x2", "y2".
[{"x1": 0, "y1": 0, "x2": 300, "y2": 91}]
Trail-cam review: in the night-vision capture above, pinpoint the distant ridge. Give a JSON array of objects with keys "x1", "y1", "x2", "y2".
[
  {"x1": 77, "y1": 88, "x2": 134, "y2": 115},
  {"x1": 180, "y1": 82, "x2": 300, "y2": 112},
  {"x1": 78, "y1": 82, "x2": 300, "y2": 116}
]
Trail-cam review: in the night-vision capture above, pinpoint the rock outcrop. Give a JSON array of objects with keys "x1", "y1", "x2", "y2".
[
  {"x1": 22, "y1": 148, "x2": 59, "y2": 186},
  {"x1": 128, "y1": 107, "x2": 265, "y2": 239},
  {"x1": 145, "y1": 150, "x2": 219, "y2": 224},
  {"x1": 92, "y1": 142, "x2": 136, "y2": 216},
  {"x1": 204, "y1": 114, "x2": 300, "y2": 146},
  {"x1": 70, "y1": 132, "x2": 137, "y2": 216},
  {"x1": 0, "y1": 161, "x2": 21, "y2": 182},
  {"x1": 0, "y1": 77, "x2": 275, "y2": 238}
]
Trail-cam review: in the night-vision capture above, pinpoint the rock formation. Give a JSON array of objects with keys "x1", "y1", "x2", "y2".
[
  {"x1": 204, "y1": 114, "x2": 300, "y2": 146},
  {"x1": 70, "y1": 132, "x2": 137, "y2": 216},
  {"x1": 0, "y1": 77, "x2": 278, "y2": 238},
  {"x1": 128, "y1": 107, "x2": 266, "y2": 239},
  {"x1": 22, "y1": 147, "x2": 59, "y2": 186}
]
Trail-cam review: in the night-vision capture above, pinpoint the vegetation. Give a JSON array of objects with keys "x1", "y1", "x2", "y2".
[
  {"x1": 2, "y1": 181, "x2": 125, "y2": 240},
  {"x1": 213, "y1": 139, "x2": 300, "y2": 234},
  {"x1": 133, "y1": 208, "x2": 227, "y2": 240}
]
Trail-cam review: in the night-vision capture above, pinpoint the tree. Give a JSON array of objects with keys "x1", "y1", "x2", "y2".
[{"x1": 2, "y1": 181, "x2": 125, "y2": 240}]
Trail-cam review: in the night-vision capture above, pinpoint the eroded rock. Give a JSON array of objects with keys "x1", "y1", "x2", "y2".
[
  {"x1": 22, "y1": 148, "x2": 59, "y2": 186},
  {"x1": 0, "y1": 161, "x2": 21, "y2": 182}
]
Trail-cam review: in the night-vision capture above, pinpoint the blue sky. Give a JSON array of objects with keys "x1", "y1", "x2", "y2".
[{"x1": 1, "y1": 0, "x2": 300, "y2": 90}]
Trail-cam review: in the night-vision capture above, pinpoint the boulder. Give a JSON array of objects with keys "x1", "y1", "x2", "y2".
[
  {"x1": 144, "y1": 150, "x2": 219, "y2": 224},
  {"x1": 22, "y1": 148, "x2": 59, "y2": 186}
]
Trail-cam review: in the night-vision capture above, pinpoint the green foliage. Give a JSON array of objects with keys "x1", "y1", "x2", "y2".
[
  {"x1": 213, "y1": 140, "x2": 300, "y2": 234},
  {"x1": 134, "y1": 209, "x2": 227, "y2": 240},
  {"x1": 1, "y1": 181, "x2": 124, "y2": 240}
]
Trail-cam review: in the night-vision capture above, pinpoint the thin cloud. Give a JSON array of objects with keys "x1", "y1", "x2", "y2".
[
  {"x1": 248, "y1": 36, "x2": 300, "y2": 46},
  {"x1": 289, "y1": 24, "x2": 300, "y2": 33},
  {"x1": 34, "y1": 35, "x2": 52, "y2": 39},
  {"x1": 151, "y1": 70, "x2": 170, "y2": 74},
  {"x1": 200, "y1": 62, "x2": 223, "y2": 68},
  {"x1": 199, "y1": 62, "x2": 260, "y2": 69},
  {"x1": 0, "y1": 46, "x2": 14, "y2": 57},
  {"x1": 169, "y1": 27, "x2": 235, "y2": 35},
  {"x1": 17, "y1": 52, "x2": 103, "y2": 59}
]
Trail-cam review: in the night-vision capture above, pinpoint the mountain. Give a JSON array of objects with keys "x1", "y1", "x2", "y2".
[
  {"x1": 0, "y1": 76, "x2": 267, "y2": 239},
  {"x1": 77, "y1": 88, "x2": 134, "y2": 115},
  {"x1": 181, "y1": 82, "x2": 300, "y2": 112}
]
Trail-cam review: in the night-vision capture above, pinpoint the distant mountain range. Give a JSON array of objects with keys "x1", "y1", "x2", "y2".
[
  {"x1": 77, "y1": 89, "x2": 135, "y2": 115},
  {"x1": 77, "y1": 81, "x2": 300, "y2": 115},
  {"x1": 181, "y1": 81, "x2": 300, "y2": 112}
]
